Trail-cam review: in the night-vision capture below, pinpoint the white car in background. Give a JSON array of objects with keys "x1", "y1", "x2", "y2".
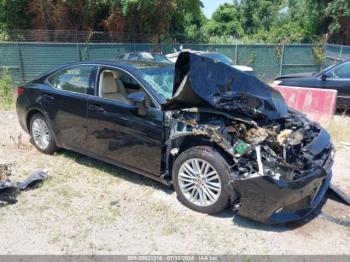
[{"x1": 166, "y1": 50, "x2": 254, "y2": 74}]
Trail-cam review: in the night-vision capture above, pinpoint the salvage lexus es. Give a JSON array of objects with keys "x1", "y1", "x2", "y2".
[{"x1": 16, "y1": 52, "x2": 334, "y2": 224}]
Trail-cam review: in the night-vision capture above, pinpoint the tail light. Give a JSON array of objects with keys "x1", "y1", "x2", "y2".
[{"x1": 16, "y1": 87, "x2": 24, "y2": 96}]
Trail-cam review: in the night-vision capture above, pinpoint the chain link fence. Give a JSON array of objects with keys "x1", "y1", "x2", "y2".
[
  {"x1": 0, "y1": 30, "x2": 343, "y2": 85},
  {"x1": 1, "y1": 30, "x2": 190, "y2": 43},
  {"x1": 0, "y1": 44, "x2": 324, "y2": 84},
  {"x1": 325, "y1": 44, "x2": 350, "y2": 67}
]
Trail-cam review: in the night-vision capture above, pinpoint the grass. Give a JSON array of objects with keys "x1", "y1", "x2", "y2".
[
  {"x1": 0, "y1": 67, "x2": 15, "y2": 111},
  {"x1": 325, "y1": 116, "x2": 350, "y2": 148},
  {"x1": 0, "y1": 94, "x2": 15, "y2": 111}
]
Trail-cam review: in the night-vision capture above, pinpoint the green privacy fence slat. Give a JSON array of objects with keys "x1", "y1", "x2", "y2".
[
  {"x1": 236, "y1": 45, "x2": 280, "y2": 81},
  {"x1": 19, "y1": 43, "x2": 79, "y2": 82},
  {"x1": 183, "y1": 44, "x2": 321, "y2": 81},
  {"x1": 282, "y1": 45, "x2": 322, "y2": 75},
  {"x1": 0, "y1": 43, "x2": 21, "y2": 84},
  {"x1": 324, "y1": 44, "x2": 350, "y2": 68},
  {"x1": 0, "y1": 42, "x2": 338, "y2": 85},
  {"x1": 83, "y1": 43, "x2": 182, "y2": 61},
  {"x1": 342, "y1": 46, "x2": 350, "y2": 60}
]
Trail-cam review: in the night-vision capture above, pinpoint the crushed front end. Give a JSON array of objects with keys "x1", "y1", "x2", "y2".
[
  {"x1": 167, "y1": 109, "x2": 334, "y2": 224},
  {"x1": 163, "y1": 52, "x2": 334, "y2": 224},
  {"x1": 226, "y1": 112, "x2": 334, "y2": 224}
]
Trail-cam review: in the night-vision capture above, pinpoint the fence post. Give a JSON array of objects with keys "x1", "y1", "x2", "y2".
[
  {"x1": 339, "y1": 45, "x2": 344, "y2": 60},
  {"x1": 234, "y1": 44, "x2": 238, "y2": 65},
  {"x1": 323, "y1": 43, "x2": 327, "y2": 67},
  {"x1": 279, "y1": 44, "x2": 285, "y2": 76},
  {"x1": 76, "y1": 43, "x2": 81, "y2": 62},
  {"x1": 16, "y1": 42, "x2": 25, "y2": 82}
]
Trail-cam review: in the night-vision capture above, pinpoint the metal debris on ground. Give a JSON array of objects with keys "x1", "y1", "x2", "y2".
[
  {"x1": 0, "y1": 169, "x2": 49, "y2": 206},
  {"x1": 328, "y1": 183, "x2": 350, "y2": 206}
]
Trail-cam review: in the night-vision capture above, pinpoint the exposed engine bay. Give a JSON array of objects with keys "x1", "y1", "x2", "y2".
[{"x1": 169, "y1": 108, "x2": 333, "y2": 182}]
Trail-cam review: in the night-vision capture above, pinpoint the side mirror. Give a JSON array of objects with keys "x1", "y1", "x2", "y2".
[
  {"x1": 127, "y1": 92, "x2": 147, "y2": 116},
  {"x1": 321, "y1": 73, "x2": 328, "y2": 81},
  {"x1": 128, "y1": 91, "x2": 145, "y2": 104}
]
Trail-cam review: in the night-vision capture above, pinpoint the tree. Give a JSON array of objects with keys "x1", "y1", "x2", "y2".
[
  {"x1": 240, "y1": 0, "x2": 284, "y2": 34},
  {"x1": 102, "y1": 5, "x2": 126, "y2": 34},
  {"x1": 0, "y1": 0, "x2": 30, "y2": 31},
  {"x1": 202, "y1": 3, "x2": 243, "y2": 37},
  {"x1": 122, "y1": 0, "x2": 178, "y2": 42},
  {"x1": 325, "y1": 0, "x2": 350, "y2": 44},
  {"x1": 169, "y1": 0, "x2": 206, "y2": 41}
]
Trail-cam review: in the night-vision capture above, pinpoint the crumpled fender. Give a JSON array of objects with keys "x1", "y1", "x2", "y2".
[{"x1": 161, "y1": 52, "x2": 288, "y2": 120}]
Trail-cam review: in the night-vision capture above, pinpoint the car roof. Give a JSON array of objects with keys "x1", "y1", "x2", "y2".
[
  {"x1": 54, "y1": 60, "x2": 173, "y2": 72},
  {"x1": 33, "y1": 60, "x2": 173, "y2": 84}
]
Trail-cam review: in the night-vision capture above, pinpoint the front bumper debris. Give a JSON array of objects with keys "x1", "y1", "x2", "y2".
[
  {"x1": 233, "y1": 167, "x2": 332, "y2": 224},
  {"x1": 231, "y1": 125, "x2": 334, "y2": 224}
]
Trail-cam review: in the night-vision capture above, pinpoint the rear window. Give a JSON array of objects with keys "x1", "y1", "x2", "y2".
[{"x1": 48, "y1": 65, "x2": 96, "y2": 94}]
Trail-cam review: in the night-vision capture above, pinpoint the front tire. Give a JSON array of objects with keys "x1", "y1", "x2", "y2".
[
  {"x1": 30, "y1": 113, "x2": 57, "y2": 154},
  {"x1": 172, "y1": 146, "x2": 231, "y2": 215}
]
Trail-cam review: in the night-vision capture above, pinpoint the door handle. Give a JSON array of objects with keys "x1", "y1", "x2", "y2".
[
  {"x1": 42, "y1": 94, "x2": 55, "y2": 101},
  {"x1": 88, "y1": 104, "x2": 105, "y2": 113}
]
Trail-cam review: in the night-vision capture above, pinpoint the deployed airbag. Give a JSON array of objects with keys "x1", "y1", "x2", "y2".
[{"x1": 162, "y1": 52, "x2": 288, "y2": 120}]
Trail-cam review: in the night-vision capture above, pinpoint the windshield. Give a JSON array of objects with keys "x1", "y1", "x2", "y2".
[
  {"x1": 153, "y1": 54, "x2": 172, "y2": 63},
  {"x1": 317, "y1": 63, "x2": 338, "y2": 76},
  {"x1": 139, "y1": 66, "x2": 174, "y2": 100},
  {"x1": 202, "y1": 53, "x2": 234, "y2": 66}
]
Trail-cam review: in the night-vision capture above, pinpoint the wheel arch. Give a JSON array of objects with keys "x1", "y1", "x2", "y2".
[
  {"x1": 166, "y1": 135, "x2": 234, "y2": 181},
  {"x1": 26, "y1": 108, "x2": 59, "y2": 146},
  {"x1": 26, "y1": 108, "x2": 45, "y2": 131}
]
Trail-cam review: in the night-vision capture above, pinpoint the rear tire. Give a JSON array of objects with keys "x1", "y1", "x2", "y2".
[
  {"x1": 29, "y1": 113, "x2": 57, "y2": 154},
  {"x1": 172, "y1": 146, "x2": 231, "y2": 215}
]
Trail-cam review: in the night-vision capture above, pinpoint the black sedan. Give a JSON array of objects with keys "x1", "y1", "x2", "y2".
[
  {"x1": 273, "y1": 60, "x2": 350, "y2": 109},
  {"x1": 16, "y1": 53, "x2": 334, "y2": 224}
]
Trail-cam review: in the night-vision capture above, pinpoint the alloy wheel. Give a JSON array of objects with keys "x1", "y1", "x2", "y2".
[
  {"x1": 32, "y1": 118, "x2": 50, "y2": 150},
  {"x1": 178, "y1": 158, "x2": 222, "y2": 207}
]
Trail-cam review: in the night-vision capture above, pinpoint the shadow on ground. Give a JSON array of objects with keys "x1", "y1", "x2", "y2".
[{"x1": 56, "y1": 149, "x2": 173, "y2": 195}]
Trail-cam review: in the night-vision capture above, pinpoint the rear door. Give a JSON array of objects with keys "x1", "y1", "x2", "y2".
[
  {"x1": 42, "y1": 65, "x2": 97, "y2": 150},
  {"x1": 86, "y1": 67, "x2": 164, "y2": 176}
]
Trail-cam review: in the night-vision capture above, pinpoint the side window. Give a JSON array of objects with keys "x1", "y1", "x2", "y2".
[
  {"x1": 99, "y1": 69, "x2": 156, "y2": 108},
  {"x1": 48, "y1": 65, "x2": 96, "y2": 94},
  {"x1": 328, "y1": 63, "x2": 350, "y2": 79}
]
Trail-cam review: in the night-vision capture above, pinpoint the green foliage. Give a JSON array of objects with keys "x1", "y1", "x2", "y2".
[
  {"x1": 0, "y1": 67, "x2": 14, "y2": 110},
  {"x1": 312, "y1": 46, "x2": 325, "y2": 65},
  {"x1": 0, "y1": 0, "x2": 30, "y2": 31},
  {"x1": 202, "y1": 3, "x2": 243, "y2": 37},
  {"x1": 203, "y1": 0, "x2": 350, "y2": 44},
  {"x1": 0, "y1": 0, "x2": 349, "y2": 44},
  {"x1": 325, "y1": 0, "x2": 350, "y2": 33},
  {"x1": 248, "y1": 50, "x2": 256, "y2": 66}
]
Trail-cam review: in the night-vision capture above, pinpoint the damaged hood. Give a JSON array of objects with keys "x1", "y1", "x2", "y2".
[{"x1": 162, "y1": 52, "x2": 288, "y2": 120}]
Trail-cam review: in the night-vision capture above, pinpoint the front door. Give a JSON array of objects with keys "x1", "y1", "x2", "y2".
[{"x1": 86, "y1": 68, "x2": 164, "y2": 176}]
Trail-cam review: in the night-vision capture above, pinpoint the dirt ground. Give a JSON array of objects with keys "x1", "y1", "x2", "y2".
[{"x1": 0, "y1": 110, "x2": 349, "y2": 255}]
